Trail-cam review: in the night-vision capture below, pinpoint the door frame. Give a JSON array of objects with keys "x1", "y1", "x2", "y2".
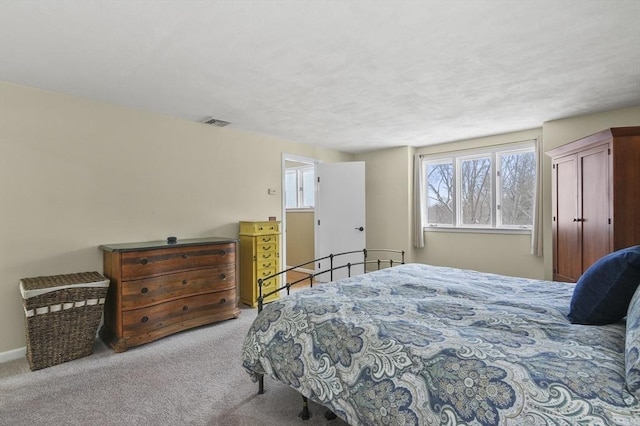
[{"x1": 281, "y1": 153, "x2": 318, "y2": 273}]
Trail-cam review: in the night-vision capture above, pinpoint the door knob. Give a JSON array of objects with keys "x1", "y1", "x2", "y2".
[{"x1": 355, "y1": 227, "x2": 364, "y2": 231}]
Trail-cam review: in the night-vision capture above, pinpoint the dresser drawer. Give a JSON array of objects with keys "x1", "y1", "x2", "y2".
[
  {"x1": 122, "y1": 289, "x2": 235, "y2": 337},
  {"x1": 121, "y1": 243, "x2": 235, "y2": 279},
  {"x1": 260, "y1": 279, "x2": 280, "y2": 303},
  {"x1": 256, "y1": 242, "x2": 278, "y2": 254},
  {"x1": 256, "y1": 259, "x2": 278, "y2": 270},
  {"x1": 240, "y1": 221, "x2": 280, "y2": 235},
  {"x1": 120, "y1": 265, "x2": 235, "y2": 310},
  {"x1": 256, "y1": 234, "x2": 278, "y2": 244},
  {"x1": 257, "y1": 265, "x2": 278, "y2": 281}
]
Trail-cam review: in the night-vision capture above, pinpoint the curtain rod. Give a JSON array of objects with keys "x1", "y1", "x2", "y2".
[{"x1": 418, "y1": 137, "x2": 539, "y2": 158}]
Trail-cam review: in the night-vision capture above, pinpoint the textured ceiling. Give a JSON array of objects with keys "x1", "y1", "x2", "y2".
[{"x1": 1, "y1": 0, "x2": 639, "y2": 153}]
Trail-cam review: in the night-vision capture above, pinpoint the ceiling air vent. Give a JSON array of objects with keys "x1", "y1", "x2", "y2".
[{"x1": 200, "y1": 117, "x2": 231, "y2": 127}]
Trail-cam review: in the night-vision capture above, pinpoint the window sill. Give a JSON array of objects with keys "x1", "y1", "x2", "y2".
[
  {"x1": 424, "y1": 226, "x2": 531, "y2": 235},
  {"x1": 286, "y1": 208, "x2": 315, "y2": 213}
]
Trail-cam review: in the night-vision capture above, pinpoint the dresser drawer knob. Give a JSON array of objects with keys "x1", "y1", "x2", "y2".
[
  {"x1": 182, "y1": 254, "x2": 188, "y2": 259},
  {"x1": 183, "y1": 305, "x2": 189, "y2": 311},
  {"x1": 220, "y1": 298, "x2": 226, "y2": 304},
  {"x1": 141, "y1": 316, "x2": 149, "y2": 323},
  {"x1": 141, "y1": 287, "x2": 148, "y2": 294},
  {"x1": 219, "y1": 249, "x2": 226, "y2": 255},
  {"x1": 219, "y1": 273, "x2": 226, "y2": 280},
  {"x1": 182, "y1": 279, "x2": 188, "y2": 285},
  {"x1": 140, "y1": 258, "x2": 148, "y2": 265}
]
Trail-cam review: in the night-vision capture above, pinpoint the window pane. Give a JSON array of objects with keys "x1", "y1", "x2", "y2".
[
  {"x1": 499, "y1": 151, "x2": 535, "y2": 226},
  {"x1": 425, "y1": 161, "x2": 453, "y2": 225},
  {"x1": 460, "y1": 157, "x2": 492, "y2": 225},
  {"x1": 285, "y1": 171, "x2": 297, "y2": 208},
  {"x1": 301, "y1": 168, "x2": 315, "y2": 208}
]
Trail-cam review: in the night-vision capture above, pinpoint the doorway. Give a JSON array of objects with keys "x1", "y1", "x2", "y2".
[{"x1": 281, "y1": 154, "x2": 317, "y2": 273}]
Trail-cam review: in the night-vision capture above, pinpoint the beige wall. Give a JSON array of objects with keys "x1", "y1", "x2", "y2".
[
  {"x1": 415, "y1": 128, "x2": 545, "y2": 278},
  {"x1": 0, "y1": 82, "x2": 351, "y2": 353},
  {"x1": 356, "y1": 146, "x2": 412, "y2": 262},
  {"x1": 285, "y1": 210, "x2": 314, "y2": 268},
  {"x1": 359, "y1": 109, "x2": 640, "y2": 281},
  {"x1": 358, "y1": 130, "x2": 546, "y2": 279},
  {"x1": 1, "y1": 81, "x2": 638, "y2": 356}
]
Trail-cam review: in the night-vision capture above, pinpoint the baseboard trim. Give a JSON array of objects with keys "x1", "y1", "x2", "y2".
[
  {"x1": 287, "y1": 266, "x2": 314, "y2": 274},
  {"x1": 0, "y1": 346, "x2": 26, "y2": 363}
]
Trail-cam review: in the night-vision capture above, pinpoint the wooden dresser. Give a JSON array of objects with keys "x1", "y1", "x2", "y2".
[
  {"x1": 239, "y1": 221, "x2": 281, "y2": 307},
  {"x1": 547, "y1": 127, "x2": 640, "y2": 282},
  {"x1": 99, "y1": 237, "x2": 240, "y2": 352}
]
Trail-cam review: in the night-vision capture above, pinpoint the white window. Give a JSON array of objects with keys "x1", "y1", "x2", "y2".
[
  {"x1": 285, "y1": 166, "x2": 315, "y2": 209},
  {"x1": 422, "y1": 141, "x2": 536, "y2": 230}
]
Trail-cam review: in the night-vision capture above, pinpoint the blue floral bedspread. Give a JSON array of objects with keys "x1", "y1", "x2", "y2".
[{"x1": 242, "y1": 263, "x2": 640, "y2": 425}]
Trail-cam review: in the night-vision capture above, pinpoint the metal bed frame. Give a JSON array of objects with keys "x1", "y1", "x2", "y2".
[{"x1": 253, "y1": 248, "x2": 405, "y2": 420}]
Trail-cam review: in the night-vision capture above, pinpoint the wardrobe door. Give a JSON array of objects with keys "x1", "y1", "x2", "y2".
[
  {"x1": 553, "y1": 154, "x2": 581, "y2": 282},
  {"x1": 579, "y1": 144, "x2": 610, "y2": 272}
]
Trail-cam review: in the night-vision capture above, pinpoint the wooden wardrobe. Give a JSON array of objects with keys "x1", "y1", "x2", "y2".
[{"x1": 547, "y1": 127, "x2": 640, "y2": 282}]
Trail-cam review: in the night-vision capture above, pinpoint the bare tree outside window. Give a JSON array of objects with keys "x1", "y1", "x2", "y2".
[
  {"x1": 460, "y1": 157, "x2": 492, "y2": 225},
  {"x1": 425, "y1": 161, "x2": 453, "y2": 225},
  {"x1": 421, "y1": 141, "x2": 536, "y2": 229},
  {"x1": 499, "y1": 151, "x2": 535, "y2": 226}
]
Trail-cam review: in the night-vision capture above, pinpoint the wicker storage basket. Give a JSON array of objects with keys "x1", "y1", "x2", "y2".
[{"x1": 19, "y1": 271, "x2": 110, "y2": 371}]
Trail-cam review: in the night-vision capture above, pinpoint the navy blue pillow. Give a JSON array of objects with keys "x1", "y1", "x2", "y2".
[{"x1": 568, "y1": 245, "x2": 640, "y2": 325}]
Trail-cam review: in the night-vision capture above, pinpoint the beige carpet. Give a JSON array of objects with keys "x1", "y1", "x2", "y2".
[{"x1": 0, "y1": 306, "x2": 349, "y2": 426}]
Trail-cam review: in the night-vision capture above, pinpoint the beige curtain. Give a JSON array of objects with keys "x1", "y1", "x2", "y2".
[
  {"x1": 413, "y1": 153, "x2": 425, "y2": 248},
  {"x1": 531, "y1": 136, "x2": 543, "y2": 256}
]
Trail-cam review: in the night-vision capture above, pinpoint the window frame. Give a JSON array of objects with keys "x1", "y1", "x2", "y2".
[
  {"x1": 285, "y1": 165, "x2": 315, "y2": 210},
  {"x1": 421, "y1": 140, "x2": 535, "y2": 233}
]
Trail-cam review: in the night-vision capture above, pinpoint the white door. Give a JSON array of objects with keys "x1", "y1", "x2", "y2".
[{"x1": 315, "y1": 162, "x2": 366, "y2": 281}]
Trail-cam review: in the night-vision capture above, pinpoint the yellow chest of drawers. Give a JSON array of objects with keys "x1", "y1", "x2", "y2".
[{"x1": 239, "y1": 221, "x2": 281, "y2": 307}]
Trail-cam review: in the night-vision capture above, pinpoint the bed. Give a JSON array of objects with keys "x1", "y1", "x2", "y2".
[{"x1": 242, "y1": 256, "x2": 640, "y2": 425}]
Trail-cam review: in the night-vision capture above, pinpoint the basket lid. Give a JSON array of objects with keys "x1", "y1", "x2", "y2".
[{"x1": 20, "y1": 271, "x2": 109, "y2": 299}]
